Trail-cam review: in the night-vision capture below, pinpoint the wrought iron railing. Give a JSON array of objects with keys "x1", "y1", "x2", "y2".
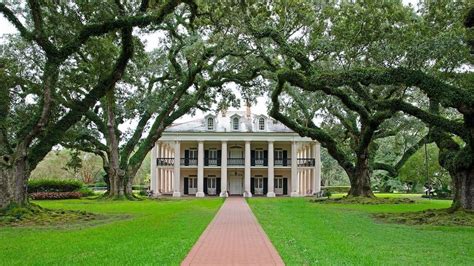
[
  {"x1": 297, "y1": 158, "x2": 315, "y2": 167},
  {"x1": 205, "y1": 158, "x2": 221, "y2": 166},
  {"x1": 274, "y1": 158, "x2": 291, "y2": 166},
  {"x1": 156, "y1": 158, "x2": 174, "y2": 166},
  {"x1": 180, "y1": 158, "x2": 198, "y2": 166},
  {"x1": 228, "y1": 158, "x2": 245, "y2": 166}
]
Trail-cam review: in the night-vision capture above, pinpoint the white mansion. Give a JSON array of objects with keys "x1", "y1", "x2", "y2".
[{"x1": 150, "y1": 107, "x2": 321, "y2": 197}]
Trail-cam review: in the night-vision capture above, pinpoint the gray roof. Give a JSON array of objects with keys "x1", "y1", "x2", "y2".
[{"x1": 165, "y1": 110, "x2": 294, "y2": 133}]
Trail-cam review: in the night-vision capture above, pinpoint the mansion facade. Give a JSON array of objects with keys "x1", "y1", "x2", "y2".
[{"x1": 150, "y1": 108, "x2": 321, "y2": 197}]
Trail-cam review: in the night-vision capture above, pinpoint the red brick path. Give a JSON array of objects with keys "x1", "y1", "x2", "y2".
[{"x1": 181, "y1": 197, "x2": 284, "y2": 266}]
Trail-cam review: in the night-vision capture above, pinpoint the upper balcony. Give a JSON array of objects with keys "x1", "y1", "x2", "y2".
[{"x1": 157, "y1": 157, "x2": 314, "y2": 167}]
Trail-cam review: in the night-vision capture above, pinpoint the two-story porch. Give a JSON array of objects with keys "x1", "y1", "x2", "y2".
[{"x1": 150, "y1": 133, "x2": 321, "y2": 197}]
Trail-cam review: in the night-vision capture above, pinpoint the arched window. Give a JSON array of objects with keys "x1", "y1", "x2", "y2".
[
  {"x1": 207, "y1": 117, "x2": 214, "y2": 130},
  {"x1": 233, "y1": 117, "x2": 239, "y2": 130},
  {"x1": 258, "y1": 117, "x2": 265, "y2": 130}
]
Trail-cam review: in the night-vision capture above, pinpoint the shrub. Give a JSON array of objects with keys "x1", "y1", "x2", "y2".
[
  {"x1": 324, "y1": 190, "x2": 332, "y2": 198},
  {"x1": 28, "y1": 179, "x2": 83, "y2": 193},
  {"x1": 322, "y1": 186, "x2": 350, "y2": 193},
  {"x1": 29, "y1": 192, "x2": 82, "y2": 200},
  {"x1": 78, "y1": 187, "x2": 95, "y2": 197},
  {"x1": 88, "y1": 181, "x2": 107, "y2": 188}
]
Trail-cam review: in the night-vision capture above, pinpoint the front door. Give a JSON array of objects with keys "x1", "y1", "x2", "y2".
[
  {"x1": 229, "y1": 177, "x2": 243, "y2": 195},
  {"x1": 254, "y1": 177, "x2": 264, "y2": 195},
  {"x1": 188, "y1": 177, "x2": 197, "y2": 194},
  {"x1": 275, "y1": 177, "x2": 283, "y2": 195},
  {"x1": 207, "y1": 177, "x2": 217, "y2": 195}
]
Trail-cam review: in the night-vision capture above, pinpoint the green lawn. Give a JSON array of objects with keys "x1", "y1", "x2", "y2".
[
  {"x1": 248, "y1": 196, "x2": 474, "y2": 265},
  {"x1": 0, "y1": 198, "x2": 223, "y2": 265}
]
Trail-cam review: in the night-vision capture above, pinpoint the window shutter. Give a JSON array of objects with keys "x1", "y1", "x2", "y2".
[
  {"x1": 283, "y1": 178, "x2": 288, "y2": 195},
  {"x1": 204, "y1": 150, "x2": 209, "y2": 166},
  {"x1": 184, "y1": 150, "x2": 189, "y2": 166},
  {"x1": 283, "y1": 150, "x2": 288, "y2": 166},
  {"x1": 263, "y1": 178, "x2": 268, "y2": 194},
  {"x1": 263, "y1": 150, "x2": 268, "y2": 166},
  {"x1": 184, "y1": 178, "x2": 189, "y2": 195},
  {"x1": 216, "y1": 178, "x2": 221, "y2": 195},
  {"x1": 204, "y1": 178, "x2": 208, "y2": 194},
  {"x1": 250, "y1": 178, "x2": 255, "y2": 194},
  {"x1": 217, "y1": 150, "x2": 222, "y2": 166},
  {"x1": 251, "y1": 150, "x2": 256, "y2": 166}
]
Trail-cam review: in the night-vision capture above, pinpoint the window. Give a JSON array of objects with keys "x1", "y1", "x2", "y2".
[
  {"x1": 275, "y1": 149, "x2": 283, "y2": 159},
  {"x1": 208, "y1": 177, "x2": 216, "y2": 188},
  {"x1": 258, "y1": 117, "x2": 265, "y2": 130},
  {"x1": 209, "y1": 149, "x2": 217, "y2": 159},
  {"x1": 255, "y1": 149, "x2": 264, "y2": 165},
  {"x1": 255, "y1": 177, "x2": 264, "y2": 189},
  {"x1": 209, "y1": 149, "x2": 218, "y2": 165},
  {"x1": 275, "y1": 149, "x2": 284, "y2": 165},
  {"x1": 189, "y1": 149, "x2": 198, "y2": 159},
  {"x1": 207, "y1": 117, "x2": 214, "y2": 130},
  {"x1": 189, "y1": 177, "x2": 197, "y2": 189},
  {"x1": 232, "y1": 117, "x2": 239, "y2": 130},
  {"x1": 275, "y1": 178, "x2": 283, "y2": 189},
  {"x1": 189, "y1": 149, "x2": 198, "y2": 165}
]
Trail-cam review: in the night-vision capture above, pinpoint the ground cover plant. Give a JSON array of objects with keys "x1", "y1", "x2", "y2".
[
  {"x1": 248, "y1": 196, "x2": 474, "y2": 265},
  {"x1": 0, "y1": 198, "x2": 223, "y2": 265}
]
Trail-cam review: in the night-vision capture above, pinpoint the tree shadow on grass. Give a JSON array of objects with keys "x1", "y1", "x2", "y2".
[{"x1": 0, "y1": 204, "x2": 131, "y2": 229}]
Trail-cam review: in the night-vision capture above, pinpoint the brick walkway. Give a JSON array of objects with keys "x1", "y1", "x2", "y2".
[{"x1": 181, "y1": 197, "x2": 284, "y2": 266}]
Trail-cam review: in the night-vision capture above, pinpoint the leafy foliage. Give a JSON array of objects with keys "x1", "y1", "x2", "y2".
[{"x1": 28, "y1": 179, "x2": 83, "y2": 193}]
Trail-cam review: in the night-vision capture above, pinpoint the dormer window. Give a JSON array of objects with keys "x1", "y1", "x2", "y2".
[
  {"x1": 258, "y1": 117, "x2": 265, "y2": 131},
  {"x1": 207, "y1": 117, "x2": 214, "y2": 130},
  {"x1": 232, "y1": 117, "x2": 239, "y2": 130}
]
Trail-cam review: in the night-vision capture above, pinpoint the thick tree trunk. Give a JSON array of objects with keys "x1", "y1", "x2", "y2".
[
  {"x1": 0, "y1": 157, "x2": 29, "y2": 209},
  {"x1": 347, "y1": 153, "x2": 375, "y2": 197},
  {"x1": 451, "y1": 168, "x2": 474, "y2": 211},
  {"x1": 104, "y1": 90, "x2": 129, "y2": 199}
]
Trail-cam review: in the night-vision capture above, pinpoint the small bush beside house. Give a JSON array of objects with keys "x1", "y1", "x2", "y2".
[{"x1": 28, "y1": 179, "x2": 94, "y2": 199}]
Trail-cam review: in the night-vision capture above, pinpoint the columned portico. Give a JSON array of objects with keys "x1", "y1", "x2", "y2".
[{"x1": 196, "y1": 141, "x2": 205, "y2": 197}]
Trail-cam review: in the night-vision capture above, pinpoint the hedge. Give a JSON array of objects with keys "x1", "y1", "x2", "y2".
[
  {"x1": 322, "y1": 186, "x2": 351, "y2": 193},
  {"x1": 30, "y1": 192, "x2": 82, "y2": 200},
  {"x1": 28, "y1": 179, "x2": 83, "y2": 193}
]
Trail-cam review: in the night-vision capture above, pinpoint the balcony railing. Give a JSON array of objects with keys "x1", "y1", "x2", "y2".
[
  {"x1": 158, "y1": 157, "x2": 315, "y2": 167},
  {"x1": 180, "y1": 158, "x2": 198, "y2": 166},
  {"x1": 252, "y1": 159, "x2": 268, "y2": 166},
  {"x1": 157, "y1": 158, "x2": 174, "y2": 166},
  {"x1": 274, "y1": 158, "x2": 291, "y2": 166},
  {"x1": 297, "y1": 158, "x2": 315, "y2": 167},
  {"x1": 205, "y1": 158, "x2": 221, "y2": 166},
  {"x1": 228, "y1": 158, "x2": 245, "y2": 166}
]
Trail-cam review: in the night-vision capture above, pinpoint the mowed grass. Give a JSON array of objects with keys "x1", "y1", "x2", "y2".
[
  {"x1": 0, "y1": 198, "x2": 223, "y2": 265},
  {"x1": 248, "y1": 195, "x2": 474, "y2": 265}
]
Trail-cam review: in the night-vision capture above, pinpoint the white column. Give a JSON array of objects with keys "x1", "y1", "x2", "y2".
[
  {"x1": 163, "y1": 169, "x2": 167, "y2": 193},
  {"x1": 244, "y1": 141, "x2": 252, "y2": 197},
  {"x1": 313, "y1": 142, "x2": 321, "y2": 194},
  {"x1": 173, "y1": 141, "x2": 181, "y2": 197},
  {"x1": 291, "y1": 141, "x2": 299, "y2": 196},
  {"x1": 267, "y1": 141, "x2": 275, "y2": 197},
  {"x1": 196, "y1": 141, "x2": 205, "y2": 197},
  {"x1": 151, "y1": 143, "x2": 160, "y2": 196},
  {"x1": 220, "y1": 141, "x2": 228, "y2": 197}
]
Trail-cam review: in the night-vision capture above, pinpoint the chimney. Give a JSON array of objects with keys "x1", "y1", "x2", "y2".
[{"x1": 245, "y1": 100, "x2": 251, "y2": 118}]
